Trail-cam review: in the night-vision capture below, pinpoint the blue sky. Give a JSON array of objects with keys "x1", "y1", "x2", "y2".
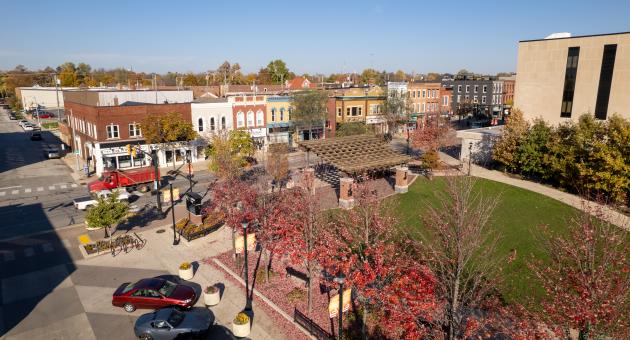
[{"x1": 2, "y1": 0, "x2": 629, "y2": 75}]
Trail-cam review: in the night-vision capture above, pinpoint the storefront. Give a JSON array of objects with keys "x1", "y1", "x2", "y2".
[
  {"x1": 92, "y1": 140, "x2": 204, "y2": 176},
  {"x1": 267, "y1": 122, "x2": 291, "y2": 145},
  {"x1": 249, "y1": 128, "x2": 267, "y2": 150}
]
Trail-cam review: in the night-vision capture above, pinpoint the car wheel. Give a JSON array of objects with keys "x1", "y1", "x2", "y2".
[
  {"x1": 139, "y1": 185, "x2": 150, "y2": 193},
  {"x1": 138, "y1": 334, "x2": 153, "y2": 340},
  {"x1": 123, "y1": 303, "x2": 136, "y2": 313}
]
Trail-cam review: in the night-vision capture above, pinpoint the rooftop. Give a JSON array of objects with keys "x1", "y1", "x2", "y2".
[{"x1": 519, "y1": 31, "x2": 630, "y2": 43}]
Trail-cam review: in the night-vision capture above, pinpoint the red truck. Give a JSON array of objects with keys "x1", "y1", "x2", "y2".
[{"x1": 88, "y1": 168, "x2": 159, "y2": 193}]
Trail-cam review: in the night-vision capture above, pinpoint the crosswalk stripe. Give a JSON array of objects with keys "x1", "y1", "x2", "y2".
[
  {"x1": 24, "y1": 247, "x2": 35, "y2": 257},
  {"x1": 11, "y1": 190, "x2": 19, "y2": 195},
  {"x1": 25, "y1": 188, "x2": 32, "y2": 193},
  {"x1": 37, "y1": 187, "x2": 44, "y2": 192},
  {"x1": 71, "y1": 184, "x2": 78, "y2": 188},
  {"x1": 2, "y1": 251, "x2": 15, "y2": 262},
  {"x1": 49, "y1": 186, "x2": 55, "y2": 190},
  {"x1": 60, "y1": 185, "x2": 67, "y2": 189},
  {"x1": 42, "y1": 243, "x2": 54, "y2": 253}
]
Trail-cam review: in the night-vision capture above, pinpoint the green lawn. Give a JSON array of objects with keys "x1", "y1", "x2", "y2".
[{"x1": 389, "y1": 176, "x2": 579, "y2": 305}]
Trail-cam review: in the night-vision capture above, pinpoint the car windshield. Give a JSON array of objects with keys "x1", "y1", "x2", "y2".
[
  {"x1": 158, "y1": 280, "x2": 177, "y2": 297},
  {"x1": 167, "y1": 309, "x2": 185, "y2": 327},
  {"x1": 122, "y1": 281, "x2": 138, "y2": 294}
]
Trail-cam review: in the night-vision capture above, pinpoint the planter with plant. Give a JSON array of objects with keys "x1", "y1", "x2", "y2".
[
  {"x1": 178, "y1": 262, "x2": 193, "y2": 280},
  {"x1": 232, "y1": 312, "x2": 250, "y2": 337},
  {"x1": 203, "y1": 285, "x2": 221, "y2": 306}
]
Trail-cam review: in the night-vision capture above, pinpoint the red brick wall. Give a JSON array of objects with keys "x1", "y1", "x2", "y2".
[
  {"x1": 232, "y1": 103, "x2": 266, "y2": 130},
  {"x1": 66, "y1": 102, "x2": 191, "y2": 143},
  {"x1": 326, "y1": 97, "x2": 336, "y2": 138}
]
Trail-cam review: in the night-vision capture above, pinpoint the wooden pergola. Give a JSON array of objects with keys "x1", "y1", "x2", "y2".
[{"x1": 298, "y1": 134, "x2": 412, "y2": 174}]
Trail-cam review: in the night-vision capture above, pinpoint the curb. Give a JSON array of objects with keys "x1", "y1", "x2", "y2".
[{"x1": 212, "y1": 258, "x2": 316, "y2": 340}]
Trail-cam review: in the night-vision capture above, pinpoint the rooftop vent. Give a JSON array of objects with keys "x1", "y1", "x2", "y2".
[{"x1": 545, "y1": 32, "x2": 571, "y2": 39}]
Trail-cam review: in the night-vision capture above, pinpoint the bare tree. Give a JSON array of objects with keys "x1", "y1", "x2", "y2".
[{"x1": 415, "y1": 176, "x2": 502, "y2": 339}]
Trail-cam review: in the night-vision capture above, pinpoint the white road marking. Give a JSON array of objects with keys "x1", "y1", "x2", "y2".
[
  {"x1": 11, "y1": 190, "x2": 19, "y2": 195},
  {"x1": 49, "y1": 186, "x2": 56, "y2": 190},
  {"x1": 60, "y1": 185, "x2": 67, "y2": 189},
  {"x1": 71, "y1": 184, "x2": 78, "y2": 188},
  {"x1": 42, "y1": 243, "x2": 54, "y2": 253},
  {"x1": 24, "y1": 247, "x2": 35, "y2": 257},
  {"x1": 25, "y1": 188, "x2": 32, "y2": 193},
  {"x1": 2, "y1": 251, "x2": 15, "y2": 262},
  {"x1": 61, "y1": 239, "x2": 71, "y2": 248},
  {"x1": 0, "y1": 186, "x2": 21, "y2": 190},
  {"x1": 37, "y1": 187, "x2": 44, "y2": 192}
]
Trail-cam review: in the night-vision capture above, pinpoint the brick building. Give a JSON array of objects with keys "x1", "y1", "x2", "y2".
[
  {"x1": 62, "y1": 89, "x2": 197, "y2": 175},
  {"x1": 229, "y1": 95, "x2": 267, "y2": 149},
  {"x1": 408, "y1": 82, "x2": 442, "y2": 116}
]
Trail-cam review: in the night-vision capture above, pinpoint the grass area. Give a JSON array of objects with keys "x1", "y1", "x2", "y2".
[
  {"x1": 41, "y1": 122, "x2": 59, "y2": 129},
  {"x1": 389, "y1": 176, "x2": 579, "y2": 305}
]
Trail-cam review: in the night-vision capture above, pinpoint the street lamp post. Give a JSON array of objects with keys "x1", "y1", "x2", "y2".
[
  {"x1": 468, "y1": 142, "x2": 473, "y2": 176},
  {"x1": 54, "y1": 75, "x2": 61, "y2": 122},
  {"x1": 169, "y1": 183, "x2": 179, "y2": 246},
  {"x1": 241, "y1": 221, "x2": 253, "y2": 312},
  {"x1": 152, "y1": 149, "x2": 163, "y2": 217},
  {"x1": 333, "y1": 274, "x2": 346, "y2": 340}
]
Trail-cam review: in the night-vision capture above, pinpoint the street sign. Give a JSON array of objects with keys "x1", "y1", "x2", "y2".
[
  {"x1": 234, "y1": 233, "x2": 256, "y2": 253},
  {"x1": 328, "y1": 288, "x2": 352, "y2": 318}
]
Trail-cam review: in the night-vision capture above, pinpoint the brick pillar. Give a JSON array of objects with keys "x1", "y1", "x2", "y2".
[
  {"x1": 339, "y1": 177, "x2": 355, "y2": 209},
  {"x1": 302, "y1": 168, "x2": 316, "y2": 195},
  {"x1": 395, "y1": 166, "x2": 409, "y2": 193}
]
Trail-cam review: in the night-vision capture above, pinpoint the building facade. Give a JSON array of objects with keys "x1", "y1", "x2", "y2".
[
  {"x1": 18, "y1": 86, "x2": 76, "y2": 110},
  {"x1": 331, "y1": 86, "x2": 387, "y2": 132},
  {"x1": 191, "y1": 98, "x2": 233, "y2": 144},
  {"x1": 64, "y1": 100, "x2": 196, "y2": 176},
  {"x1": 230, "y1": 96, "x2": 267, "y2": 149},
  {"x1": 515, "y1": 32, "x2": 630, "y2": 124},
  {"x1": 265, "y1": 96, "x2": 292, "y2": 145},
  {"x1": 449, "y1": 78, "x2": 506, "y2": 120},
  {"x1": 408, "y1": 82, "x2": 441, "y2": 116}
]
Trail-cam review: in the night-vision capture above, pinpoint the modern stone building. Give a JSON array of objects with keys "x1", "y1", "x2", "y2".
[{"x1": 514, "y1": 31, "x2": 630, "y2": 124}]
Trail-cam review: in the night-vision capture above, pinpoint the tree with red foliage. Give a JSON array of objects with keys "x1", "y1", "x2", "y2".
[
  {"x1": 317, "y1": 182, "x2": 437, "y2": 339},
  {"x1": 411, "y1": 112, "x2": 452, "y2": 169},
  {"x1": 203, "y1": 178, "x2": 260, "y2": 258},
  {"x1": 528, "y1": 204, "x2": 630, "y2": 339}
]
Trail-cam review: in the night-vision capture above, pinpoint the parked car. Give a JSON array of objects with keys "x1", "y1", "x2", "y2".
[
  {"x1": 43, "y1": 147, "x2": 61, "y2": 159},
  {"x1": 112, "y1": 278, "x2": 196, "y2": 313},
  {"x1": 30, "y1": 132, "x2": 43, "y2": 141},
  {"x1": 134, "y1": 308, "x2": 213, "y2": 340},
  {"x1": 9, "y1": 114, "x2": 16, "y2": 120},
  {"x1": 18, "y1": 120, "x2": 28, "y2": 127},
  {"x1": 73, "y1": 188, "x2": 130, "y2": 210},
  {"x1": 23, "y1": 124, "x2": 34, "y2": 131},
  {"x1": 37, "y1": 112, "x2": 53, "y2": 119}
]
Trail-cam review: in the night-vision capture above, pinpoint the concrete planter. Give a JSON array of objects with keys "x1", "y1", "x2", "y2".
[
  {"x1": 232, "y1": 320, "x2": 250, "y2": 338},
  {"x1": 203, "y1": 288, "x2": 220, "y2": 306},
  {"x1": 179, "y1": 267, "x2": 193, "y2": 280}
]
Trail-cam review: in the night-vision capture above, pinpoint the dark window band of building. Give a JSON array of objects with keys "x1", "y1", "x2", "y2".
[
  {"x1": 560, "y1": 47, "x2": 580, "y2": 118},
  {"x1": 595, "y1": 44, "x2": 617, "y2": 120}
]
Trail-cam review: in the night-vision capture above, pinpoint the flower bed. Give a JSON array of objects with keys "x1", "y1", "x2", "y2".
[
  {"x1": 212, "y1": 249, "x2": 337, "y2": 339},
  {"x1": 175, "y1": 211, "x2": 225, "y2": 241}
]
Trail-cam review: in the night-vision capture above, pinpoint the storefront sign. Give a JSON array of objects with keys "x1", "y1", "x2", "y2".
[
  {"x1": 328, "y1": 288, "x2": 352, "y2": 318},
  {"x1": 249, "y1": 128, "x2": 267, "y2": 138},
  {"x1": 234, "y1": 233, "x2": 256, "y2": 253},
  {"x1": 366, "y1": 115, "x2": 385, "y2": 124},
  {"x1": 101, "y1": 144, "x2": 151, "y2": 155}
]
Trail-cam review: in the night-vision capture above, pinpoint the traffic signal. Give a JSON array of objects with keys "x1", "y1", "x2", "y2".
[
  {"x1": 125, "y1": 144, "x2": 132, "y2": 155},
  {"x1": 131, "y1": 146, "x2": 137, "y2": 158}
]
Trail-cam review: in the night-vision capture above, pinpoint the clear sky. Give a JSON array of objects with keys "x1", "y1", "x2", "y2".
[{"x1": 2, "y1": 0, "x2": 629, "y2": 75}]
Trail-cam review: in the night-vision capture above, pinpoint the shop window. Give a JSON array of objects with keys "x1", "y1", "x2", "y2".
[
  {"x1": 165, "y1": 150, "x2": 173, "y2": 164},
  {"x1": 118, "y1": 155, "x2": 132, "y2": 168}
]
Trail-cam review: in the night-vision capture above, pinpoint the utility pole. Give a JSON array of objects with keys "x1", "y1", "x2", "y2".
[{"x1": 153, "y1": 74, "x2": 158, "y2": 104}]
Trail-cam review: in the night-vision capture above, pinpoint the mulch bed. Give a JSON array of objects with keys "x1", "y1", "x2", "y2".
[{"x1": 209, "y1": 248, "x2": 343, "y2": 340}]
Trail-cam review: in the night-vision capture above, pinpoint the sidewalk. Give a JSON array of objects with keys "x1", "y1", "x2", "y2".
[{"x1": 439, "y1": 152, "x2": 629, "y2": 229}]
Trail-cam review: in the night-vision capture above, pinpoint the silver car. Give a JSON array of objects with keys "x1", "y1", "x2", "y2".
[{"x1": 134, "y1": 308, "x2": 214, "y2": 340}]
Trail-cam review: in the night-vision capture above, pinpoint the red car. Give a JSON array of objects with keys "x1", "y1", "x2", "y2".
[
  {"x1": 112, "y1": 278, "x2": 196, "y2": 313},
  {"x1": 37, "y1": 113, "x2": 53, "y2": 118}
]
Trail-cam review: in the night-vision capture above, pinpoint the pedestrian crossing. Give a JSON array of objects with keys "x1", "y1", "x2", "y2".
[
  {"x1": 0, "y1": 183, "x2": 80, "y2": 197},
  {"x1": 1, "y1": 240, "x2": 70, "y2": 263}
]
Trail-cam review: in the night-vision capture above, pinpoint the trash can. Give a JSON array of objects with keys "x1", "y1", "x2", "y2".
[{"x1": 185, "y1": 192, "x2": 203, "y2": 216}]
